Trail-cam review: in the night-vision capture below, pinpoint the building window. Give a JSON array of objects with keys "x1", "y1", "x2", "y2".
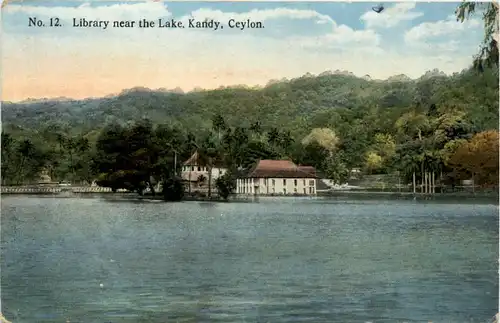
[
  {"x1": 294, "y1": 179, "x2": 297, "y2": 186},
  {"x1": 283, "y1": 179, "x2": 286, "y2": 186},
  {"x1": 198, "y1": 167, "x2": 201, "y2": 171},
  {"x1": 303, "y1": 188, "x2": 306, "y2": 194},
  {"x1": 303, "y1": 180, "x2": 306, "y2": 186},
  {"x1": 191, "y1": 166, "x2": 195, "y2": 171},
  {"x1": 309, "y1": 180, "x2": 314, "y2": 186},
  {"x1": 264, "y1": 178, "x2": 268, "y2": 185},
  {"x1": 272, "y1": 179, "x2": 275, "y2": 186}
]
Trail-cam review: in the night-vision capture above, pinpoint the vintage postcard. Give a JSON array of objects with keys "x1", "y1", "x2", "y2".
[{"x1": 1, "y1": 0, "x2": 498, "y2": 322}]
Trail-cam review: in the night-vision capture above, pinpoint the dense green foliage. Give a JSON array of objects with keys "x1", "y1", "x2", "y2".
[
  {"x1": 215, "y1": 172, "x2": 237, "y2": 200},
  {"x1": 1, "y1": 67, "x2": 498, "y2": 196},
  {"x1": 162, "y1": 177, "x2": 185, "y2": 201}
]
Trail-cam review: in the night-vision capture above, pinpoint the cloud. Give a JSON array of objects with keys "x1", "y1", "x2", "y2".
[
  {"x1": 4, "y1": 1, "x2": 171, "y2": 22},
  {"x1": 291, "y1": 25, "x2": 381, "y2": 51},
  {"x1": 181, "y1": 7, "x2": 380, "y2": 51},
  {"x1": 4, "y1": 2, "x2": 379, "y2": 50},
  {"x1": 184, "y1": 7, "x2": 334, "y2": 25},
  {"x1": 404, "y1": 15, "x2": 482, "y2": 54},
  {"x1": 405, "y1": 14, "x2": 481, "y2": 43},
  {"x1": 360, "y1": 2, "x2": 423, "y2": 29}
]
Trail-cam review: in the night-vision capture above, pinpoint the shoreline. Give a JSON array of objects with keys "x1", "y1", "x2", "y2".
[{"x1": 1, "y1": 189, "x2": 498, "y2": 203}]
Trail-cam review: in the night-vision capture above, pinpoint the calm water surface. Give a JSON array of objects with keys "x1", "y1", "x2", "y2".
[{"x1": 1, "y1": 196, "x2": 498, "y2": 323}]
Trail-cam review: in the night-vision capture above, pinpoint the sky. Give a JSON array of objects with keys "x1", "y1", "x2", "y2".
[{"x1": 2, "y1": 1, "x2": 484, "y2": 101}]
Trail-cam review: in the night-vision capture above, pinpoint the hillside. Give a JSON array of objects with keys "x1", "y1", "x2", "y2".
[
  {"x1": 2, "y1": 68, "x2": 498, "y2": 138},
  {"x1": 1, "y1": 67, "x2": 498, "y2": 188}
]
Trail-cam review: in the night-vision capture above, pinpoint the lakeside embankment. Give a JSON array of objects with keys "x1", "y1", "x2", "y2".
[
  {"x1": 2, "y1": 186, "x2": 497, "y2": 203},
  {"x1": 319, "y1": 189, "x2": 499, "y2": 201}
]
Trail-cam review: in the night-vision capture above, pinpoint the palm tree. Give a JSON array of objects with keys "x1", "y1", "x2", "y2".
[
  {"x1": 267, "y1": 127, "x2": 280, "y2": 146},
  {"x1": 212, "y1": 113, "x2": 227, "y2": 141},
  {"x1": 249, "y1": 121, "x2": 262, "y2": 140},
  {"x1": 198, "y1": 133, "x2": 220, "y2": 199},
  {"x1": 197, "y1": 174, "x2": 207, "y2": 188},
  {"x1": 185, "y1": 132, "x2": 198, "y2": 195}
]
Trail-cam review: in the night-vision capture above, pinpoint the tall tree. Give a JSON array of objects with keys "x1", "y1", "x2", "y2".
[
  {"x1": 212, "y1": 113, "x2": 227, "y2": 140},
  {"x1": 198, "y1": 133, "x2": 220, "y2": 199},
  {"x1": 456, "y1": 2, "x2": 499, "y2": 71}
]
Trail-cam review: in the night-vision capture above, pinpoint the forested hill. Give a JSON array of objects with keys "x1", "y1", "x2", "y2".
[
  {"x1": 2, "y1": 68, "x2": 498, "y2": 141},
  {"x1": 2, "y1": 67, "x2": 498, "y2": 189}
]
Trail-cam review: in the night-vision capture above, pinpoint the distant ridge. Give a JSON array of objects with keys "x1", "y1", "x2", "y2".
[
  {"x1": 1, "y1": 65, "x2": 497, "y2": 136},
  {"x1": 2, "y1": 69, "x2": 452, "y2": 104}
]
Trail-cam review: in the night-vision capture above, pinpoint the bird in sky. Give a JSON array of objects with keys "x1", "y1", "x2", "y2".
[{"x1": 372, "y1": 3, "x2": 385, "y2": 13}]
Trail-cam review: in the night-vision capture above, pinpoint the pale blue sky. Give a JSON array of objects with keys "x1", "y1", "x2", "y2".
[{"x1": 2, "y1": 1, "x2": 485, "y2": 100}]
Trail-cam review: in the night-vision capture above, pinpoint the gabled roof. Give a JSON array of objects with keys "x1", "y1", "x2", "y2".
[
  {"x1": 183, "y1": 150, "x2": 226, "y2": 168},
  {"x1": 183, "y1": 151, "x2": 200, "y2": 166},
  {"x1": 243, "y1": 160, "x2": 318, "y2": 179}
]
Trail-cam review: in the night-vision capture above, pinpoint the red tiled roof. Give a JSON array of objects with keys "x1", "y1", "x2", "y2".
[
  {"x1": 244, "y1": 160, "x2": 317, "y2": 179},
  {"x1": 298, "y1": 166, "x2": 316, "y2": 176}
]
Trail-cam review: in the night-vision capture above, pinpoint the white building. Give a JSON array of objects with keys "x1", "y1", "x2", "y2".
[
  {"x1": 236, "y1": 160, "x2": 317, "y2": 196},
  {"x1": 181, "y1": 151, "x2": 227, "y2": 191}
]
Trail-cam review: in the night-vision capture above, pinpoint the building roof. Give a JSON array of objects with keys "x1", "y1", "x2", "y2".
[
  {"x1": 183, "y1": 151, "x2": 200, "y2": 166},
  {"x1": 243, "y1": 160, "x2": 318, "y2": 179},
  {"x1": 298, "y1": 166, "x2": 316, "y2": 176},
  {"x1": 183, "y1": 151, "x2": 225, "y2": 168}
]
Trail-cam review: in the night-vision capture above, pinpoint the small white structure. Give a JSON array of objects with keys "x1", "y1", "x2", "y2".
[
  {"x1": 181, "y1": 151, "x2": 227, "y2": 190},
  {"x1": 236, "y1": 160, "x2": 317, "y2": 196}
]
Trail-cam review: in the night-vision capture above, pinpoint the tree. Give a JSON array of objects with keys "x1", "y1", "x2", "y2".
[
  {"x1": 162, "y1": 176, "x2": 184, "y2": 201},
  {"x1": 365, "y1": 133, "x2": 396, "y2": 173},
  {"x1": 93, "y1": 120, "x2": 159, "y2": 195},
  {"x1": 198, "y1": 133, "x2": 220, "y2": 199},
  {"x1": 456, "y1": 2, "x2": 499, "y2": 71},
  {"x1": 16, "y1": 139, "x2": 36, "y2": 184},
  {"x1": 294, "y1": 141, "x2": 330, "y2": 172},
  {"x1": 447, "y1": 130, "x2": 499, "y2": 186},
  {"x1": 215, "y1": 172, "x2": 236, "y2": 200},
  {"x1": 212, "y1": 113, "x2": 227, "y2": 140},
  {"x1": 197, "y1": 174, "x2": 207, "y2": 187},
  {"x1": 323, "y1": 151, "x2": 350, "y2": 185},
  {"x1": 249, "y1": 121, "x2": 262, "y2": 134},
  {"x1": 266, "y1": 127, "x2": 280, "y2": 146},
  {"x1": 301, "y1": 127, "x2": 339, "y2": 154},
  {"x1": 364, "y1": 151, "x2": 383, "y2": 174},
  {"x1": 185, "y1": 132, "x2": 198, "y2": 195}
]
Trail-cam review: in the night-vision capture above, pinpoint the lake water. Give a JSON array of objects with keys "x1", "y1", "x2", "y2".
[{"x1": 1, "y1": 196, "x2": 498, "y2": 323}]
